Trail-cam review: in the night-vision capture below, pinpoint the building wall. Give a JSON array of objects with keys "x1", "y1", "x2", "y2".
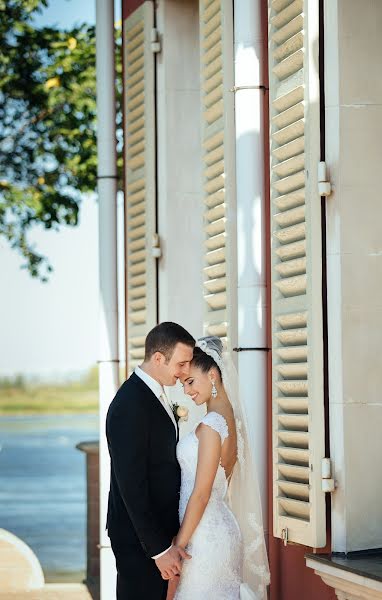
[
  {"x1": 152, "y1": 0, "x2": 204, "y2": 418},
  {"x1": 156, "y1": 0, "x2": 204, "y2": 339},
  {"x1": 268, "y1": 541, "x2": 336, "y2": 600},
  {"x1": 121, "y1": 0, "x2": 382, "y2": 596},
  {"x1": 325, "y1": 0, "x2": 382, "y2": 553}
]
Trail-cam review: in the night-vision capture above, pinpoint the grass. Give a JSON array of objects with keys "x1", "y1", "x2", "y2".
[{"x1": 0, "y1": 368, "x2": 100, "y2": 414}]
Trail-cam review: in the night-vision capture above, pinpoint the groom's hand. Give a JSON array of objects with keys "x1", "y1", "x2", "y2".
[{"x1": 155, "y1": 545, "x2": 191, "y2": 579}]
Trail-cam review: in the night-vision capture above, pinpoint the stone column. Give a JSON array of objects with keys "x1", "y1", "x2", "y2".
[{"x1": 77, "y1": 441, "x2": 100, "y2": 585}]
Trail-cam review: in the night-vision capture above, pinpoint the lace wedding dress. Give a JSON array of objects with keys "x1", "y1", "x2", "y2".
[{"x1": 174, "y1": 411, "x2": 242, "y2": 600}]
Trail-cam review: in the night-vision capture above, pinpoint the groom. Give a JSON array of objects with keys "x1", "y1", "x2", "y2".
[{"x1": 106, "y1": 322, "x2": 195, "y2": 599}]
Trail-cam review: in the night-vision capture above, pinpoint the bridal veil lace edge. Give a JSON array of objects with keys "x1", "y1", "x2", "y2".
[{"x1": 195, "y1": 337, "x2": 270, "y2": 599}]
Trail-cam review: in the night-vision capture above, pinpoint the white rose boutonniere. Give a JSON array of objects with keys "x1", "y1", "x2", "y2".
[{"x1": 171, "y1": 403, "x2": 189, "y2": 423}]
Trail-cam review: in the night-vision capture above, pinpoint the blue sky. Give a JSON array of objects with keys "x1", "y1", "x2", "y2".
[
  {"x1": 0, "y1": 0, "x2": 124, "y2": 380},
  {"x1": 34, "y1": 0, "x2": 95, "y2": 28}
]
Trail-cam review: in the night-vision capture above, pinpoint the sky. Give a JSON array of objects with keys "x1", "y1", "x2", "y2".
[{"x1": 0, "y1": 0, "x2": 124, "y2": 380}]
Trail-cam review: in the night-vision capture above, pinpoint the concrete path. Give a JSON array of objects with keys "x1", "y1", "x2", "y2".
[{"x1": 0, "y1": 583, "x2": 97, "y2": 599}]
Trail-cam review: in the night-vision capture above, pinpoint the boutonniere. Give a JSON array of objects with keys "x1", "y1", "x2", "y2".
[{"x1": 171, "y1": 403, "x2": 189, "y2": 423}]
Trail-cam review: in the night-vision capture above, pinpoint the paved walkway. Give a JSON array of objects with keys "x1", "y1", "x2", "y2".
[
  {"x1": 0, "y1": 529, "x2": 100, "y2": 600},
  {"x1": 0, "y1": 583, "x2": 98, "y2": 599}
]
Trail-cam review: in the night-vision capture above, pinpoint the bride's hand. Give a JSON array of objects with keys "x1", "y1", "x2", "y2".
[{"x1": 166, "y1": 575, "x2": 180, "y2": 600}]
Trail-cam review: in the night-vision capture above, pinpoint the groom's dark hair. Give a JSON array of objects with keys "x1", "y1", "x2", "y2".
[{"x1": 144, "y1": 322, "x2": 195, "y2": 362}]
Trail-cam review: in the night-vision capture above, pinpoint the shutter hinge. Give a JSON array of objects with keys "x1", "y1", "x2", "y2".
[
  {"x1": 322, "y1": 457, "x2": 335, "y2": 493},
  {"x1": 318, "y1": 161, "x2": 332, "y2": 197},
  {"x1": 281, "y1": 527, "x2": 288, "y2": 546},
  {"x1": 151, "y1": 28, "x2": 161, "y2": 53},
  {"x1": 152, "y1": 233, "x2": 162, "y2": 258}
]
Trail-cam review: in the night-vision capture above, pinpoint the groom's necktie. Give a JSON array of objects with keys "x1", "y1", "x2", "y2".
[{"x1": 160, "y1": 390, "x2": 177, "y2": 432}]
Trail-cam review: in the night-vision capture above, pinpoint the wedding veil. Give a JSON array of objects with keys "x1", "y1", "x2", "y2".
[{"x1": 195, "y1": 336, "x2": 270, "y2": 599}]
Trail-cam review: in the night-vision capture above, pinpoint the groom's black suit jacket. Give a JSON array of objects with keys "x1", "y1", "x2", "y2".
[{"x1": 106, "y1": 372, "x2": 180, "y2": 560}]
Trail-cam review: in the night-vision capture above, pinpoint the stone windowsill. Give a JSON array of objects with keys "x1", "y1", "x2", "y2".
[{"x1": 306, "y1": 552, "x2": 382, "y2": 599}]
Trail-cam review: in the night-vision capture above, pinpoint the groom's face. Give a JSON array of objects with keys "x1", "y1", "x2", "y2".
[{"x1": 159, "y1": 342, "x2": 194, "y2": 386}]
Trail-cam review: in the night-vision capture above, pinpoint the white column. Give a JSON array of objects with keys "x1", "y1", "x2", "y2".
[
  {"x1": 96, "y1": 0, "x2": 119, "y2": 596},
  {"x1": 234, "y1": 0, "x2": 268, "y2": 524}
]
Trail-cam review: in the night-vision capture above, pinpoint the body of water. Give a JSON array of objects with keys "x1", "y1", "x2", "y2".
[{"x1": 0, "y1": 414, "x2": 99, "y2": 582}]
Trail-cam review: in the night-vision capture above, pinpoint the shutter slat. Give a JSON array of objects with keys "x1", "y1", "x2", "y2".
[
  {"x1": 277, "y1": 363, "x2": 308, "y2": 380},
  {"x1": 277, "y1": 397, "x2": 309, "y2": 413},
  {"x1": 271, "y1": 0, "x2": 303, "y2": 30},
  {"x1": 204, "y1": 262, "x2": 226, "y2": 279},
  {"x1": 129, "y1": 284, "x2": 146, "y2": 300},
  {"x1": 276, "y1": 240, "x2": 306, "y2": 261},
  {"x1": 128, "y1": 140, "x2": 145, "y2": 160},
  {"x1": 274, "y1": 205, "x2": 305, "y2": 227},
  {"x1": 206, "y1": 247, "x2": 225, "y2": 266},
  {"x1": 205, "y1": 321, "x2": 227, "y2": 337},
  {"x1": 205, "y1": 217, "x2": 226, "y2": 236},
  {"x1": 278, "y1": 480, "x2": 310, "y2": 501},
  {"x1": 205, "y1": 189, "x2": 225, "y2": 208},
  {"x1": 273, "y1": 137, "x2": 305, "y2": 163},
  {"x1": 273, "y1": 14, "x2": 304, "y2": 46},
  {"x1": 279, "y1": 463, "x2": 310, "y2": 482},
  {"x1": 206, "y1": 203, "x2": 225, "y2": 222},
  {"x1": 275, "y1": 257, "x2": 306, "y2": 278},
  {"x1": 278, "y1": 447, "x2": 309, "y2": 466},
  {"x1": 278, "y1": 430, "x2": 309, "y2": 447},
  {"x1": 273, "y1": 118, "x2": 305, "y2": 148},
  {"x1": 275, "y1": 273, "x2": 307, "y2": 297},
  {"x1": 274, "y1": 31, "x2": 304, "y2": 63},
  {"x1": 276, "y1": 346, "x2": 308, "y2": 362},
  {"x1": 204, "y1": 159, "x2": 224, "y2": 180},
  {"x1": 204, "y1": 277, "x2": 227, "y2": 294},
  {"x1": 278, "y1": 414, "x2": 309, "y2": 430},
  {"x1": 205, "y1": 144, "x2": 224, "y2": 167},
  {"x1": 124, "y1": 2, "x2": 157, "y2": 374},
  {"x1": 128, "y1": 201, "x2": 145, "y2": 218},
  {"x1": 204, "y1": 66, "x2": 222, "y2": 92},
  {"x1": 205, "y1": 291, "x2": 227, "y2": 310},
  {"x1": 204, "y1": 173, "x2": 225, "y2": 194},
  {"x1": 273, "y1": 49, "x2": 304, "y2": 81},
  {"x1": 278, "y1": 497, "x2": 310, "y2": 520},
  {"x1": 204, "y1": 101, "x2": 224, "y2": 124},
  {"x1": 203, "y1": 41, "x2": 222, "y2": 65},
  {"x1": 273, "y1": 154, "x2": 305, "y2": 179}
]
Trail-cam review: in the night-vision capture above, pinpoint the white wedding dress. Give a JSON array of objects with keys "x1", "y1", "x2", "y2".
[{"x1": 174, "y1": 411, "x2": 243, "y2": 600}]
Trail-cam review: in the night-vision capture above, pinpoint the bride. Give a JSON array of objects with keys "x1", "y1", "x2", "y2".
[{"x1": 168, "y1": 336, "x2": 270, "y2": 600}]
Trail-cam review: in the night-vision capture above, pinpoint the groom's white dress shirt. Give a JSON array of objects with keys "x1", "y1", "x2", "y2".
[
  {"x1": 134, "y1": 366, "x2": 177, "y2": 433},
  {"x1": 134, "y1": 366, "x2": 176, "y2": 559}
]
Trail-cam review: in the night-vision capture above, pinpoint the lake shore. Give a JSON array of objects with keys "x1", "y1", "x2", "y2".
[
  {"x1": 0, "y1": 414, "x2": 99, "y2": 580},
  {"x1": 0, "y1": 385, "x2": 98, "y2": 414}
]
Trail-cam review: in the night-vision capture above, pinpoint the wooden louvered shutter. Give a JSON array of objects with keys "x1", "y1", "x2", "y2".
[
  {"x1": 124, "y1": 2, "x2": 157, "y2": 373},
  {"x1": 268, "y1": 0, "x2": 326, "y2": 547},
  {"x1": 199, "y1": 0, "x2": 235, "y2": 342}
]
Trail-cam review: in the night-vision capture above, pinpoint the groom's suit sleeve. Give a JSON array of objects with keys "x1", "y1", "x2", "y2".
[{"x1": 106, "y1": 390, "x2": 170, "y2": 558}]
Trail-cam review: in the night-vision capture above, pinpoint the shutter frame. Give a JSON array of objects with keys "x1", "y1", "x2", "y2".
[
  {"x1": 268, "y1": 0, "x2": 326, "y2": 547},
  {"x1": 124, "y1": 1, "x2": 157, "y2": 373},
  {"x1": 200, "y1": 0, "x2": 236, "y2": 345}
]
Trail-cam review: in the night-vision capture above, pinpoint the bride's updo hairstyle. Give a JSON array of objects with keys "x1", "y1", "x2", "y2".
[{"x1": 192, "y1": 336, "x2": 223, "y2": 379}]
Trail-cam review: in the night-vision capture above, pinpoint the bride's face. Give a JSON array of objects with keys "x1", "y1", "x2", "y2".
[{"x1": 182, "y1": 365, "x2": 215, "y2": 405}]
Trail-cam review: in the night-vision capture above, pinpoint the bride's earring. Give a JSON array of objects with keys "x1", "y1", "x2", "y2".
[{"x1": 211, "y1": 380, "x2": 217, "y2": 399}]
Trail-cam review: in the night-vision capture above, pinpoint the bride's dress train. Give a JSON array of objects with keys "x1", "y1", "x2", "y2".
[{"x1": 174, "y1": 412, "x2": 242, "y2": 600}]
